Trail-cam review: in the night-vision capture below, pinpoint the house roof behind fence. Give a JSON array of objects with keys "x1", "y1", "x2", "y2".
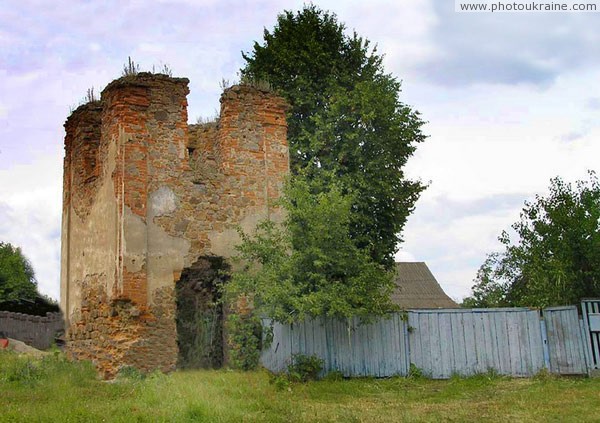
[{"x1": 392, "y1": 262, "x2": 458, "y2": 309}]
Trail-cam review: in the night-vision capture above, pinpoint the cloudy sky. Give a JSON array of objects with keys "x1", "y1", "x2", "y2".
[{"x1": 1, "y1": 0, "x2": 599, "y2": 302}]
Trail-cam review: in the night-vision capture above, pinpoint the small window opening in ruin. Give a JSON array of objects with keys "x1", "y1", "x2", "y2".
[
  {"x1": 175, "y1": 256, "x2": 229, "y2": 369},
  {"x1": 187, "y1": 147, "x2": 195, "y2": 156}
]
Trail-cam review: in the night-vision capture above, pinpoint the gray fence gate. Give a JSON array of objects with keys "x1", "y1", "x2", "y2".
[
  {"x1": 581, "y1": 299, "x2": 600, "y2": 372},
  {"x1": 543, "y1": 306, "x2": 589, "y2": 375}
]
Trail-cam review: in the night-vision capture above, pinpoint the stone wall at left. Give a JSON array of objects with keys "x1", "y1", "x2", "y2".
[{"x1": 0, "y1": 311, "x2": 64, "y2": 350}]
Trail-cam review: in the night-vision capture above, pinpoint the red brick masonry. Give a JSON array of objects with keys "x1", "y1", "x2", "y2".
[{"x1": 62, "y1": 74, "x2": 288, "y2": 377}]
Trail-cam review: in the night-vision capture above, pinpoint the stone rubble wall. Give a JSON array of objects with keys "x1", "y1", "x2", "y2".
[{"x1": 61, "y1": 73, "x2": 289, "y2": 377}]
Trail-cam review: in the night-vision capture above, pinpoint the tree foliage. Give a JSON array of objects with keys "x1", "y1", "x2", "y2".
[
  {"x1": 241, "y1": 5, "x2": 426, "y2": 269},
  {"x1": 463, "y1": 172, "x2": 600, "y2": 308},
  {"x1": 227, "y1": 177, "x2": 397, "y2": 324},
  {"x1": 0, "y1": 242, "x2": 38, "y2": 302}
]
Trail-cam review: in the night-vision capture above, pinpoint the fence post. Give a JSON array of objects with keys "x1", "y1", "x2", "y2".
[
  {"x1": 404, "y1": 314, "x2": 411, "y2": 375},
  {"x1": 539, "y1": 317, "x2": 551, "y2": 371},
  {"x1": 579, "y1": 318, "x2": 592, "y2": 375}
]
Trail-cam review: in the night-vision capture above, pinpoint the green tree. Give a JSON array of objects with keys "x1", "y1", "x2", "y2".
[
  {"x1": 463, "y1": 172, "x2": 600, "y2": 308},
  {"x1": 241, "y1": 5, "x2": 426, "y2": 269},
  {"x1": 227, "y1": 176, "x2": 397, "y2": 324},
  {"x1": 0, "y1": 242, "x2": 38, "y2": 302}
]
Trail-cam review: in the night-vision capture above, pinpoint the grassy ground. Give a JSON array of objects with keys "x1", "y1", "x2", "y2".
[{"x1": 1, "y1": 350, "x2": 599, "y2": 422}]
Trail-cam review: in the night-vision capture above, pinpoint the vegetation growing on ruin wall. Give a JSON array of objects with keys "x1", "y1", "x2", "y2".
[{"x1": 227, "y1": 176, "x2": 397, "y2": 326}]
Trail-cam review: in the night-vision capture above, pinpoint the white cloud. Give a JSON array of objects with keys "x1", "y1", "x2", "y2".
[
  {"x1": 327, "y1": 0, "x2": 439, "y2": 77},
  {"x1": 137, "y1": 43, "x2": 167, "y2": 54},
  {"x1": 397, "y1": 66, "x2": 600, "y2": 300},
  {"x1": 397, "y1": 192, "x2": 525, "y2": 300},
  {"x1": 403, "y1": 68, "x2": 600, "y2": 201},
  {"x1": 2, "y1": 0, "x2": 599, "y2": 306},
  {"x1": 420, "y1": 2, "x2": 600, "y2": 86},
  {"x1": 0, "y1": 150, "x2": 62, "y2": 300}
]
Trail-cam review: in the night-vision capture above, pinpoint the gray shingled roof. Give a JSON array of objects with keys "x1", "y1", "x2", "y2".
[{"x1": 391, "y1": 262, "x2": 458, "y2": 309}]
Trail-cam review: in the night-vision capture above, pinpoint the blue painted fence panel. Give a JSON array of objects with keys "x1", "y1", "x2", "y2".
[
  {"x1": 544, "y1": 306, "x2": 589, "y2": 375},
  {"x1": 261, "y1": 315, "x2": 409, "y2": 377},
  {"x1": 260, "y1": 306, "x2": 590, "y2": 378},
  {"x1": 407, "y1": 308, "x2": 545, "y2": 378}
]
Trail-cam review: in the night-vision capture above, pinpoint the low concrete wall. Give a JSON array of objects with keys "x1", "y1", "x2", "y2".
[{"x1": 0, "y1": 311, "x2": 64, "y2": 350}]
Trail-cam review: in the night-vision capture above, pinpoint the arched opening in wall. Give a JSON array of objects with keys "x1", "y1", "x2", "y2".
[{"x1": 175, "y1": 256, "x2": 230, "y2": 369}]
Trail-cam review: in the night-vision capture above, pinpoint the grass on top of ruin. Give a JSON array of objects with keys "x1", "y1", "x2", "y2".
[{"x1": 1, "y1": 350, "x2": 599, "y2": 423}]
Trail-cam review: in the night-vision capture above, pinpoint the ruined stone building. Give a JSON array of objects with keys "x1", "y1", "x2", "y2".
[{"x1": 60, "y1": 73, "x2": 289, "y2": 377}]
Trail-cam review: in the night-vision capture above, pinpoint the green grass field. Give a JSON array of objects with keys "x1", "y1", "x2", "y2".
[{"x1": 1, "y1": 350, "x2": 599, "y2": 422}]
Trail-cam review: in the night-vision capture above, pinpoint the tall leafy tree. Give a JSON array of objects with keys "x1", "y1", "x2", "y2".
[
  {"x1": 0, "y1": 242, "x2": 38, "y2": 302},
  {"x1": 227, "y1": 176, "x2": 396, "y2": 324},
  {"x1": 463, "y1": 172, "x2": 600, "y2": 308},
  {"x1": 241, "y1": 5, "x2": 426, "y2": 268}
]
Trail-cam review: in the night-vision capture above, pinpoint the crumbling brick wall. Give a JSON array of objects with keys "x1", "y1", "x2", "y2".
[{"x1": 60, "y1": 73, "x2": 289, "y2": 378}]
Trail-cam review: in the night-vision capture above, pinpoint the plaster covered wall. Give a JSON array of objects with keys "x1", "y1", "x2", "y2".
[{"x1": 60, "y1": 73, "x2": 288, "y2": 377}]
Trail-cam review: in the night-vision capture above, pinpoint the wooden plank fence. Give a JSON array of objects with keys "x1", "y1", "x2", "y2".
[
  {"x1": 260, "y1": 303, "x2": 595, "y2": 378},
  {"x1": 408, "y1": 308, "x2": 545, "y2": 378},
  {"x1": 544, "y1": 306, "x2": 589, "y2": 375},
  {"x1": 261, "y1": 314, "x2": 409, "y2": 377}
]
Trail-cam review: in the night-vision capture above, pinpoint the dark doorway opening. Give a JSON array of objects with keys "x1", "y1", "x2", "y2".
[{"x1": 175, "y1": 256, "x2": 229, "y2": 369}]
